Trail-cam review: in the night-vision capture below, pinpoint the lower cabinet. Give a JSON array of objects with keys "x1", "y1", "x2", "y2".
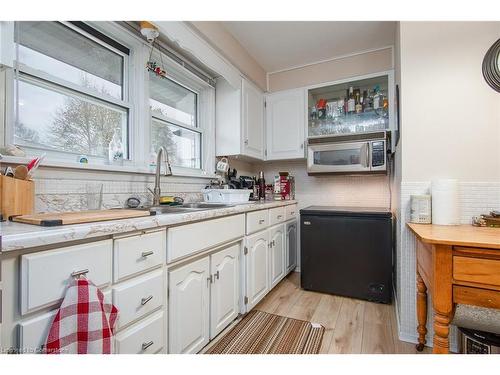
[
  {"x1": 269, "y1": 224, "x2": 285, "y2": 289},
  {"x1": 286, "y1": 220, "x2": 297, "y2": 273},
  {"x1": 210, "y1": 244, "x2": 240, "y2": 339},
  {"x1": 244, "y1": 231, "x2": 270, "y2": 310},
  {"x1": 168, "y1": 242, "x2": 240, "y2": 354}
]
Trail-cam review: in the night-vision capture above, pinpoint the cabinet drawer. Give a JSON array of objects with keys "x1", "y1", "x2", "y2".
[
  {"x1": 114, "y1": 230, "x2": 165, "y2": 282},
  {"x1": 113, "y1": 269, "x2": 164, "y2": 329},
  {"x1": 453, "y1": 285, "x2": 500, "y2": 309},
  {"x1": 167, "y1": 214, "x2": 245, "y2": 263},
  {"x1": 285, "y1": 204, "x2": 298, "y2": 221},
  {"x1": 453, "y1": 256, "x2": 500, "y2": 287},
  {"x1": 115, "y1": 310, "x2": 165, "y2": 354},
  {"x1": 269, "y1": 206, "x2": 286, "y2": 226},
  {"x1": 21, "y1": 240, "x2": 112, "y2": 315},
  {"x1": 246, "y1": 210, "x2": 269, "y2": 234}
]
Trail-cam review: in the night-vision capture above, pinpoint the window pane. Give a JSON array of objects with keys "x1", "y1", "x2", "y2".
[
  {"x1": 16, "y1": 79, "x2": 128, "y2": 158},
  {"x1": 16, "y1": 22, "x2": 123, "y2": 99},
  {"x1": 152, "y1": 120, "x2": 201, "y2": 169},
  {"x1": 149, "y1": 73, "x2": 197, "y2": 127}
]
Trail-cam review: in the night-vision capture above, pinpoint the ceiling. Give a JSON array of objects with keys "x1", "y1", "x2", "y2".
[{"x1": 221, "y1": 21, "x2": 396, "y2": 73}]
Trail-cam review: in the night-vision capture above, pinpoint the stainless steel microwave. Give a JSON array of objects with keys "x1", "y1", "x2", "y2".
[{"x1": 307, "y1": 131, "x2": 389, "y2": 175}]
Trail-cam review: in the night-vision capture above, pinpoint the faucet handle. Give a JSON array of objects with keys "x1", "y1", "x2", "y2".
[{"x1": 165, "y1": 162, "x2": 172, "y2": 176}]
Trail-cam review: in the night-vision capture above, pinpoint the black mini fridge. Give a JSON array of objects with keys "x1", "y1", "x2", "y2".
[{"x1": 300, "y1": 206, "x2": 393, "y2": 303}]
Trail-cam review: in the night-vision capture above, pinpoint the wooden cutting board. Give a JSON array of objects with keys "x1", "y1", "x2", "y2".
[{"x1": 11, "y1": 209, "x2": 153, "y2": 226}]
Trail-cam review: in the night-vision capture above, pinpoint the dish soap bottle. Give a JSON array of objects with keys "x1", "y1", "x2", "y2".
[
  {"x1": 148, "y1": 146, "x2": 157, "y2": 173},
  {"x1": 108, "y1": 129, "x2": 124, "y2": 166}
]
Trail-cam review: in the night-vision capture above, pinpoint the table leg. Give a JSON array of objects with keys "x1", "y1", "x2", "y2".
[
  {"x1": 433, "y1": 310, "x2": 452, "y2": 354},
  {"x1": 416, "y1": 271, "x2": 427, "y2": 352}
]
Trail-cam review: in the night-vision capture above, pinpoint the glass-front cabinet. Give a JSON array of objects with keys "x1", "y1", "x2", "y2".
[{"x1": 307, "y1": 72, "x2": 394, "y2": 138}]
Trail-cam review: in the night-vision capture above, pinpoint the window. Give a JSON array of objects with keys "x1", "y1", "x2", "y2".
[
  {"x1": 4, "y1": 21, "x2": 216, "y2": 177},
  {"x1": 13, "y1": 21, "x2": 130, "y2": 159},
  {"x1": 149, "y1": 69, "x2": 202, "y2": 170}
]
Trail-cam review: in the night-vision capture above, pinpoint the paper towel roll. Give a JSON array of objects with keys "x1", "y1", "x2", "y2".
[{"x1": 431, "y1": 179, "x2": 460, "y2": 225}]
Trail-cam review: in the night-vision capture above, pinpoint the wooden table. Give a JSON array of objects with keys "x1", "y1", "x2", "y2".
[{"x1": 407, "y1": 223, "x2": 500, "y2": 354}]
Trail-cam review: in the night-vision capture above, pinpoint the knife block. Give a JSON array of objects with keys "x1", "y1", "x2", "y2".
[{"x1": 0, "y1": 175, "x2": 35, "y2": 220}]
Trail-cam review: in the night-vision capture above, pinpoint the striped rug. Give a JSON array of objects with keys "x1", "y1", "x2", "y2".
[{"x1": 205, "y1": 310, "x2": 325, "y2": 354}]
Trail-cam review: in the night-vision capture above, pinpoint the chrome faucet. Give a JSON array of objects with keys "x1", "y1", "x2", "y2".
[{"x1": 148, "y1": 146, "x2": 173, "y2": 206}]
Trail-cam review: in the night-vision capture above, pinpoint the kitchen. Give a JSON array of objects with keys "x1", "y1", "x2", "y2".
[{"x1": 0, "y1": 2, "x2": 499, "y2": 372}]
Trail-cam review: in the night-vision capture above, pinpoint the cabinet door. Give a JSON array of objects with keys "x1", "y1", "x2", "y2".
[
  {"x1": 286, "y1": 221, "x2": 297, "y2": 273},
  {"x1": 269, "y1": 224, "x2": 285, "y2": 288},
  {"x1": 169, "y1": 257, "x2": 210, "y2": 354},
  {"x1": 266, "y1": 89, "x2": 306, "y2": 160},
  {"x1": 241, "y1": 79, "x2": 265, "y2": 160},
  {"x1": 245, "y1": 231, "x2": 269, "y2": 310},
  {"x1": 210, "y1": 243, "x2": 240, "y2": 338}
]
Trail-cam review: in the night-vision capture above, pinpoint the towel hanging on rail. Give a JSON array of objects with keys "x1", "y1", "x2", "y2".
[{"x1": 44, "y1": 277, "x2": 118, "y2": 354}]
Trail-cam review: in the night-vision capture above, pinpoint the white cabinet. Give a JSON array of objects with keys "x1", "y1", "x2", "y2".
[
  {"x1": 20, "y1": 240, "x2": 113, "y2": 315},
  {"x1": 269, "y1": 224, "x2": 285, "y2": 288},
  {"x1": 210, "y1": 243, "x2": 240, "y2": 338},
  {"x1": 244, "y1": 231, "x2": 269, "y2": 310},
  {"x1": 168, "y1": 242, "x2": 241, "y2": 353},
  {"x1": 242, "y1": 79, "x2": 265, "y2": 159},
  {"x1": 0, "y1": 22, "x2": 14, "y2": 68},
  {"x1": 168, "y1": 257, "x2": 210, "y2": 354},
  {"x1": 286, "y1": 220, "x2": 298, "y2": 274},
  {"x1": 265, "y1": 88, "x2": 306, "y2": 160},
  {"x1": 216, "y1": 77, "x2": 265, "y2": 160}
]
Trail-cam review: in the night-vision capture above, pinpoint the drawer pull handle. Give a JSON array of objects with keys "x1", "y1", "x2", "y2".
[
  {"x1": 71, "y1": 269, "x2": 89, "y2": 279},
  {"x1": 290, "y1": 211, "x2": 295, "y2": 215},
  {"x1": 141, "y1": 251, "x2": 154, "y2": 258},
  {"x1": 277, "y1": 215, "x2": 283, "y2": 219},
  {"x1": 141, "y1": 295, "x2": 153, "y2": 305},
  {"x1": 259, "y1": 219, "x2": 265, "y2": 224},
  {"x1": 142, "y1": 341, "x2": 154, "y2": 351}
]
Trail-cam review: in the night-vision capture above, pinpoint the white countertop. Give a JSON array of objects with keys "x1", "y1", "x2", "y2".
[{"x1": 0, "y1": 200, "x2": 297, "y2": 253}]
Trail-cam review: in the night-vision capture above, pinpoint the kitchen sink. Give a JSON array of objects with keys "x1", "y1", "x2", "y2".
[
  {"x1": 147, "y1": 202, "x2": 234, "y2": 215},
  {"x1": 180, "y1": 203, "x2": 235, "y2": 209}
]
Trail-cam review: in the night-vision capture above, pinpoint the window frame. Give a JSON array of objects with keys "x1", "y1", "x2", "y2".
[
  {"x1": 1, "y1": 21, "x2": 216, "y2": 178},
  {"x1": 11, "y1": 21, "x2": 134, "y2": 163},
  {"x1": 145, "y1": 45, "x2": 215, "y2": 177},
  {"x1": 149, "y1": 71, "x2": 203, "y2": 171}
]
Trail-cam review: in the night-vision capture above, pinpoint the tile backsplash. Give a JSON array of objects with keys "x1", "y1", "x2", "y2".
[{"x1": 30, "y1": 167, "x2": 210, "y2": 212}]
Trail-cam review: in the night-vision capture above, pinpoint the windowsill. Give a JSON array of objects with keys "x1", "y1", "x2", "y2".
[{"x1": 0, "y1": 155, "x2": 217, "y2": 179}]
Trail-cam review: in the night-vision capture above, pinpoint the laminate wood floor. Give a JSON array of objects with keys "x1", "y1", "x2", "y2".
[{"x1": 255, "y1": 272, "x2": 431, "y2": 354}]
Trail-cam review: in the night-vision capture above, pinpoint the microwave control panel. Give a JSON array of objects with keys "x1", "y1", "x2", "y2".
[{"x1": 371, "y1": 141, "x2": 385, "y2": 167}]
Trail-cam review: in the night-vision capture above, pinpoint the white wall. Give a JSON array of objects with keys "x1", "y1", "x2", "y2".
[
  {"x1": 400, "y1": 21, "x2": 500, "y2": 182},
  {"x1": 395, "y1": 21, "x2": 500, "y2": 350}
]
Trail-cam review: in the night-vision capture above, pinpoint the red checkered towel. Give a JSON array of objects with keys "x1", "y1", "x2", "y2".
[{"x1": 44, "y1": 278, "x2": 118, "y2": 354}]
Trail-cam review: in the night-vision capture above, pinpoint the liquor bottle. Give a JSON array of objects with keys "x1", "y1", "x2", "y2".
[
  {"x1": 347, "y1": 86, "x2": 355, "y2": 114},
  {"x1": 258, "y1": 171, "x2": 266, "y2": 199},
  {"x1": 373, "y1": 85, "x2": 381, "y2": 110},
  {"x1": 355, "y1": 91, "x2": 362, "y2": 114},
  {"x1": 362, "y1": 90, "x2": 369, "y2": 112}
]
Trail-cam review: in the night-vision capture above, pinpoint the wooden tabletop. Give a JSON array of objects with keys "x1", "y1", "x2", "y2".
[{"x1": 407, "y1": 223, "x2": 500, "y2": 249}]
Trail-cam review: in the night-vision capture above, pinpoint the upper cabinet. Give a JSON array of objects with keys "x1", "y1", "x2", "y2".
[
  {"x1": 0, "y1": 22, "x2": 14, "y2": 68},
  {"x1": 216, "y1": 77, "x2": 265, "y2": 161},
  {"x1": 265, "y1": 88, "x2": 306, "y2": 160}
]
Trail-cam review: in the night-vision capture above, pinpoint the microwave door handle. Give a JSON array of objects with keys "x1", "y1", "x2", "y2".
[
  {"x1": 360, "y1": 142, "x2": 370, "y2": 169},
  {"x1": 366, "y1": 142, "x2": 371, "y2": 169}
]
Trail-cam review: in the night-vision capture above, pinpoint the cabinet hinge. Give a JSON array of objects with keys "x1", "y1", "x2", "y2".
[
  {"x1": 244, "y1": 246, "x2": 248, "y2": 255},
  {"x1": 244, "y1": 296, "x2": 248, "y2": 305},
  {"x1": 264, "y1": 101, "x2": 267, "y2": 108},
  {"x1": 264, "y1": 149, "x2": 267, "y2": 157}
]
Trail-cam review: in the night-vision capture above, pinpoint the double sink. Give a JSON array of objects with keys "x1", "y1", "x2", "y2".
[{"x1": 147, "y1": 202, "x2": 235, "y2": 215}]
